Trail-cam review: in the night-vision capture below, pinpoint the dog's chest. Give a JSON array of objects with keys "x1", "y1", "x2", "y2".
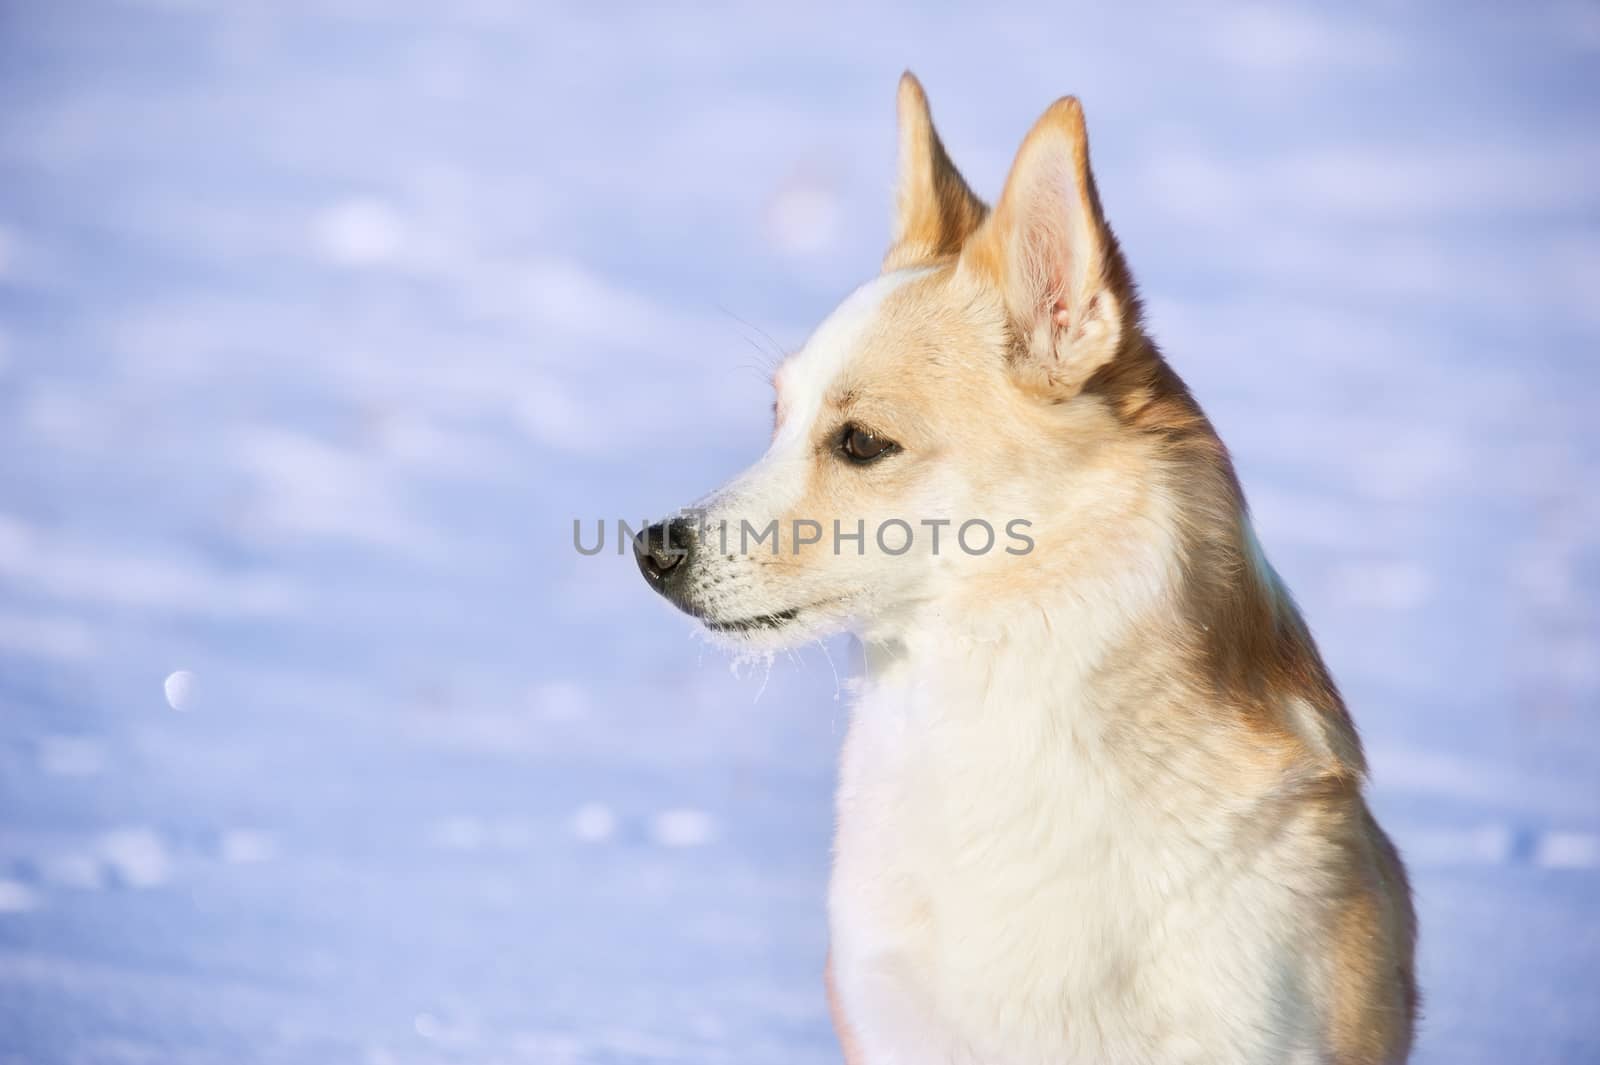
[{"x1": 828, "y1": 659, "x2": 1312, "y2": 1064}]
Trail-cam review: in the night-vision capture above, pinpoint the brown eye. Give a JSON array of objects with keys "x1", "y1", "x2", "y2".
[{"x1": 839, "y1": 424, "x2": 898, "y2": 464}]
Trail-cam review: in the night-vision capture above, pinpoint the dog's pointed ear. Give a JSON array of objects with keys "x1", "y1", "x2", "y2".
[
  {"x1": 884, "y1": 72, "x2": 988, "y2": 271},
  {"x1": 959, "y1": 97, "x2": 1133, "y2": 397}
]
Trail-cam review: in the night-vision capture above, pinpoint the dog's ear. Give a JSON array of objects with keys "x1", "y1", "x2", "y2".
[
  {"x1": 959, "y1": 97, "x2": 1132, "y2": 397},
  {"x1": 884, "y1": 72, "x2": 988, "y2": 271}
]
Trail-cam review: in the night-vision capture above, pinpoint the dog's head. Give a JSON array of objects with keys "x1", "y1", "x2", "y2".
[{"x1": 637, "y1": 75, "x2": 1176, "y2": 649}]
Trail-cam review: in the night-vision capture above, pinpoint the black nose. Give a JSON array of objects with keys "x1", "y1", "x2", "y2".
[{"x1": 634, "y1": 517, "x2": 695, "y2": 587}]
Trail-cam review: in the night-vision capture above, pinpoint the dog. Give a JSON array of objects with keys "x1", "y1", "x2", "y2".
[{"x1": 634, "y1": 73, "x2": 1418, "y2": 1065}]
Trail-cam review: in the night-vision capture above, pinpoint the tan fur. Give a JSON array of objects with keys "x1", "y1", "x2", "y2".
[{"x1": 884, "y1": 73, "x2": 989, "y2": 272}]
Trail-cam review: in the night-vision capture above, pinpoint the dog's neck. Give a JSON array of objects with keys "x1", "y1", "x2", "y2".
[
  {"x1": 856, "y1": 544, "x2": 1180, "y2": 722},
  {"x1": 855, "y1": 484, "x2": 1362, "y2": 788}
]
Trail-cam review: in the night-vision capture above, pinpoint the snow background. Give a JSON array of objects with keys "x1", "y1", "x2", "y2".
[{"x1": 1, "y1": 1, "x2": 1597, "y2": 1061}]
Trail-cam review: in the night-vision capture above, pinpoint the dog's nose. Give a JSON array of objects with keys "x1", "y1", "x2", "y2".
[{"x1": 634, "y1": 517, "x2": 694, "y2": 586}]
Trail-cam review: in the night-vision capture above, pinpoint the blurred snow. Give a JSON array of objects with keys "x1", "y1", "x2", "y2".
[
  {"x1": 0, "y1": 880, "x2": 39, "y2": 915},
  {"x1": 570, "y1": 803, "x2": 618, "y2": 844},
  {"x1": 312, "y1": 198, "x2": 410, "y2": 267},
  {"x1": 98, "y1": 829, "x2": 172, "y2": 889},
  {"x1": 37, "y1": 735, "x2": 107, "y2": 777},
  {"x1": 218, "y1": 829, "x2": 277, "y2": 865},
  {"x1": 766, "y1": 170, "x2": 843, "y2": 256},
  {"x1": 0, "y1": 1, "x2": 1596, "y2": 1063},
  {"x1": 650, "y1": 809, "x2": 719, "y2": 849}
]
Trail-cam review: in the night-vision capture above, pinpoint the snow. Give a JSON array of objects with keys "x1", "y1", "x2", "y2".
[
  {"x1": 0, "y1": 881, "x2": 39, "y2": 915},
  {"x1": 570, "y1": 803, "x2": 618, "y2": 844},
  {"x1": 163, "y1": 669, "x2": 197, "y2": 711},
  {"x1": 0, "y1": 1, "x2": 1596, "y2": 1062}
]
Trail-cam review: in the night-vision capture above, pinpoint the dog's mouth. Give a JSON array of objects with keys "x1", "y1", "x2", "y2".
[{"x1": 701, "y1": 606, "x2": 801, "y2": 633}]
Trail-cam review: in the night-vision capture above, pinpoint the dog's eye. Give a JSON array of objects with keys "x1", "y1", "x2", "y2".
[{"x1": 839, "y1": 424, "x2": 898, "y2": 464}]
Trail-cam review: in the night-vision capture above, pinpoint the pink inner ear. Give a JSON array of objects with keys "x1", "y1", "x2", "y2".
[{"x1": 1013, "y1": 145, "x2": 1089, "y2": 331}]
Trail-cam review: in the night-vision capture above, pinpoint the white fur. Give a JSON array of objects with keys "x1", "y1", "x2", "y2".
[{"x1": 831, "y1": 618, "x2": 1328, "y2": 1064}]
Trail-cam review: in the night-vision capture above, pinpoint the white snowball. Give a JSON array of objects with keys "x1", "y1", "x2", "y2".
[{"x1": 163, "y1": 670, "x2": 196, "y2": 711}]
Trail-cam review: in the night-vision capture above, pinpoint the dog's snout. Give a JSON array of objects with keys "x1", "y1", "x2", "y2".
[{"x1": 634, "y1": 518, "x2": 695, "y2": 588}]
